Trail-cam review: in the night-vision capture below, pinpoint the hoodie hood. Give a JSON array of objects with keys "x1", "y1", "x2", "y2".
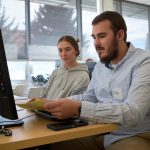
[{"x1": 61, "y1": 63, "x2": 89, "y2": 73}]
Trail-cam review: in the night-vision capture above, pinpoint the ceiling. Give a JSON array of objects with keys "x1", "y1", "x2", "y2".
[
  {"x1": 17, "y1": 0, "x2": 150, "y2": 8},
  {"x1": 125, "y1": 0, "x2": 150, "y2": 6},
  {"x1": 18, "y1": 0, "x2": 97, "y2": 11}
]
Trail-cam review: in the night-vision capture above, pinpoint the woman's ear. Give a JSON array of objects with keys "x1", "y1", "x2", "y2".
[{"x1": 75, "y1": 49, "x2": 79, "y2": 55}]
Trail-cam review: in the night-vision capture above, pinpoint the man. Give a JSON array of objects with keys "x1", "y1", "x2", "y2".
[
  {"x1": 42, "y1": 11, "x2": 150, "y2": 150},
  {"x1": 86, "y1": 58, "x2": 94, "y2": 62}
]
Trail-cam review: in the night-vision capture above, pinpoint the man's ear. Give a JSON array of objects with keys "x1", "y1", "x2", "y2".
[{"x1": 117, "y1": 30, "x2": 124, "y2": 41}]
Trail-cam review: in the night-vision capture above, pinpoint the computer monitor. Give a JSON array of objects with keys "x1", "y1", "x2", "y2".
[
  {"x1": 0, "y1": 29, "x2": 21, "y2": 121},
  {"x1": 85, "y1": 62, "x2": 97, "y2": 80}
]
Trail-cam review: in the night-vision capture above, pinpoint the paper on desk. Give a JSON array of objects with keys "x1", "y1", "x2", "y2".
[{"x1": 16, "y1": 99, "x2": 46, "y2": 111}]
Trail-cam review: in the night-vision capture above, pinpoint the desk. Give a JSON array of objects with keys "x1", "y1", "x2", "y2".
[{"x1": 0, "y1": 109, "x2": 118, "y2": 150}]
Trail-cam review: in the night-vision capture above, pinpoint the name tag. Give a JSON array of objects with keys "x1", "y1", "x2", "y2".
[{"x1": 112, "y1": 88, "x2": 123, "y2": 99}]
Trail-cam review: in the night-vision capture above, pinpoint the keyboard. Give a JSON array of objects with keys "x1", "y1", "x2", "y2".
[{"x1": 32, "y1": 110, "x2": 78, "y2": 122}]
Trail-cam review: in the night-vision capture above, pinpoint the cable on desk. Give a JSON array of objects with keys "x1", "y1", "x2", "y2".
[
  {"x1": 20, "y1": 115, "x2": 35, "y2": 120},
  {"x1": 17, "y1": 108, "x2": 25, "y2": 111},
  {"x1": 0, "y1": 114, "x2": 35, "y2": 123}
]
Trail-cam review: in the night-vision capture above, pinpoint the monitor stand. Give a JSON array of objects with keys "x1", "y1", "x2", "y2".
[{"x1": 0, "y1": 115, "x2": 24, "y2": 128}]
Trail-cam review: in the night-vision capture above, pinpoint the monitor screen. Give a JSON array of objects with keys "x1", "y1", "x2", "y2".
[{"x1": 0, "y1": 29, "x2": 18, "y2": 120}]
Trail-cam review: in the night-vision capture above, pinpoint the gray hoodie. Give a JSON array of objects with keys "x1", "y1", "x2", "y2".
[{"x1": 40, "y1": 63, "x2": 90, "y2": 100}]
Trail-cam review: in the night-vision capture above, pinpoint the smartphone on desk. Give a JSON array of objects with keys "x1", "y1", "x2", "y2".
[{"x1": 47, "y1": 120, "x2": 88, "y2": 131}]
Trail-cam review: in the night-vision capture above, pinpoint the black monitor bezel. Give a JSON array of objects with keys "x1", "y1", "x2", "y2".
[{"x1": 0, "y1": 29, "x2": 18, "y2": 120}]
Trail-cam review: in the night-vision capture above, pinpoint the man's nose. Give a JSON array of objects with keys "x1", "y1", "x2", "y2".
[{"x1": 94, "y1": 38, "x2": 100, "y2": 47}]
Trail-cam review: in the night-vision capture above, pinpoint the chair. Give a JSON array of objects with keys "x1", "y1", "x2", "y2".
[
  {"x1": 13, "y1": 85, "x2": 31, "y2": 98},
  {"x1": 85, "y1": 62, "x2": 97, "y2": 80},
  {"x1": 28, "y1": 87, "x2": 43, "y2": 99}
]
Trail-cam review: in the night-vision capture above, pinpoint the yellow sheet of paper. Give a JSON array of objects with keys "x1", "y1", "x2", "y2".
[{"x1": 16, "y1": 99, "x2": 45, "y2": 111}]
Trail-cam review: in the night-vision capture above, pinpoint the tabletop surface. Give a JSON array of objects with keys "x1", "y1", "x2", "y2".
[{"x1": 0, "y1": 108, "x2": 118, "y2": 150}]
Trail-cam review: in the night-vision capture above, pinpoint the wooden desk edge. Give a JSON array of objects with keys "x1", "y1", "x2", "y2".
[{"x1": 0, "y1": 123, "x2": 118, "y2": 150}]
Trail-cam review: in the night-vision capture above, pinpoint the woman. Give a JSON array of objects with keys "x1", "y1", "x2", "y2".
[{"x1": 29, "y1": 35, "x2": 90, "y2": 102}]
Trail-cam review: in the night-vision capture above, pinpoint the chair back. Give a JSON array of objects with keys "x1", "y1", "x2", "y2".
[
  {"x1": 85, "y1": 62, "x2": 97, "y2": 80},
  {"x1": 28, "y1": 87, "x2": 42, "y2": 99},
  {"x1": 13, "y1": 85, "x2": 30, "y2": 97}
]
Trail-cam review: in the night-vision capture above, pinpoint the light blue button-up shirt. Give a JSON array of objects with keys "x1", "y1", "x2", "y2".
[{"x1": 68, "y1": 42, "x2": 150, "y2": 148}]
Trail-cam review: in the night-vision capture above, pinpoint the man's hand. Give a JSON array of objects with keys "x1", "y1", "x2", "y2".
[
  {"x1": 43, "y1": 98, "x2": 81, "y2": 120},
  {"x1": 27, "y1": 97, "x2": 53, "y2": 103}
]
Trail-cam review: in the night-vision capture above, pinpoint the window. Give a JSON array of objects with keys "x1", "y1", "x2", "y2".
[
  {"x1": 31, "y1": 61, "x2": 55, "y2": 77},
  {"x1": 0, "y1": 0, "x2": 26, "y2": 81},
  {"x1": 1, "y1": 0, "x2": 150, "y2": 83},
  {"x1": 30, "y1": 1, "x2": 77, "y2": 60},
  {"x1": 7, "y1": 61, "x2": 27, "y2": 80},
  {"x1": 81, "y1": 0, "x2": 99, "y2": 62},
  {"x1": 28, "y1": 1, "x2": 77, "y2": 78},
  {"x1": 123, "y1": 3, "x2": 149, "y2": 50},
  {"x1": 1, "y1": 0, "x2": 26, "y2": 59},
  {"x1": 114, "y1": 1, "x2": 149, "y2": 51}
]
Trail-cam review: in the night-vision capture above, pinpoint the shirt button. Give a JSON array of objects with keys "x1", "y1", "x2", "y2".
[
  {"x1": 110, "y1": 97, "x2": 112, "y2": 99},
  {"x1": 112, "y1": 70, "x2": 115, "y2": 73},
  {"x1": 106, "y1": 84, "x2": 109, "y2": 86}
]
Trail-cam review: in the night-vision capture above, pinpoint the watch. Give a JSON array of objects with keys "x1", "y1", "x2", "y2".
[{"x1": 78, "y1": 106, "x2": 81, "y2": 115}]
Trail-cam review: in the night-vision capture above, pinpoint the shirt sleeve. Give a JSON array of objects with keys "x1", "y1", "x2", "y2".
[{"x1": 80, "y1": 59, "x2": 150, "y2": 128}]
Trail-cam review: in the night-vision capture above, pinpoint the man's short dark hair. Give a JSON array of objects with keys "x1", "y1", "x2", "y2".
[{"x1": 92, "y1": 11, "x2": 127, "y2": 42}]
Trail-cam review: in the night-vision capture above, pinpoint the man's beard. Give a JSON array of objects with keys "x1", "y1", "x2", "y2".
[{"x1": 96, "y1": 37, "x2": 119, "y2": 64}]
